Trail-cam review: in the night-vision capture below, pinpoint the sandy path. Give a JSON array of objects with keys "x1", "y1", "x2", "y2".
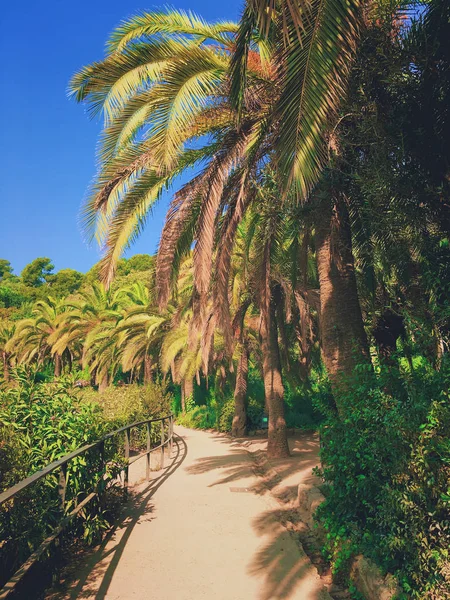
[{"x1": 49, "y1": 426, "x2": 330, "y2": 600}]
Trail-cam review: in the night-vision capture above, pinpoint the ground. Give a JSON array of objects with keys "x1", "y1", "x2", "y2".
[{"x1": 47, "y1": 426, "x2": 332, "y2": 600}]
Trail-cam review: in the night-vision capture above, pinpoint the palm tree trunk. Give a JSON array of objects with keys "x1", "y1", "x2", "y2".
[
  {"x1": 99, "y1": 373, "x2": 109, "y2": 393},
  {"x1": 180, "y1": 378, "x2": 194, "y2": 413},
  {"x1": 260, "y1": 300, "x2": 290, "y2": 458},
  {"x1": 180, "y1": 384, "x2": 186, "y2": 413},
  {"x1": 185, "y1": 378, "x2": 194, "y2": 399},
  {"x1": 66, "y1": 350, "x2": 73, "y2": 373},
  {"x1": 184, "y1": 378, "x2": 194, "y2": 401},
  {"x1": 54, "y1": 353, "x2": 62, "y2": 378},
  {"x1": 144, "y1": 355, "x2": 153, "y2": 384},
  {"x1": 315, "y1": 194, "x2": 371, "y2": 410},
  {"x1": 232, "y1": 347, "x2": 248, "y2": 437}
]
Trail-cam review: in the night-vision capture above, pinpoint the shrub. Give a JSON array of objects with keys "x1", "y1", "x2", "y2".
[
  {"x1": 76, "y1": 381, "x2": 172, "y2": 449},
  {"x1": 315, "y1": 358, "x2": 450, "y2": 596},
  {"x1": 218, "y1": 396, "x2": 234, "y2": 432},
  {"x1": 77, "y1": 380, "x2": 171, "y2": 427},
  {"x1": 176, "y1": 404, "x2": 217, "y2": 430},
  {"x1": 0, "y1": 369, "x2": 123, "y2": 588}
]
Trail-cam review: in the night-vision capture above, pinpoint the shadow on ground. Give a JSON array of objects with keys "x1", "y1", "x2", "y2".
[
  {"x1": 47, "y1": 435, "x2": 187, "y2": 600},
  {"x1": 186, "y1": 432, "x2": 325, "y2": 600},
  {"x1": 48, "y1": 430, "x2": 325, "y2": 600},
  {"x1": 186, "y1": 432, "x2": 319, "y2": 497}
]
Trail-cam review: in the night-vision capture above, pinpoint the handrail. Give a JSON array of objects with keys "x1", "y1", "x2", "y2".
[
  {"x1": 0, "y1": 414, "x2": 172, "y2": 506},
  {"x1": 0, "y1": 413, "x2": 174, "y2": 598}
]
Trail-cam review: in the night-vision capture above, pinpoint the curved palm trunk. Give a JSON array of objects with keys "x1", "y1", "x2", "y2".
[
  {"x1": 99, "y1": 373, "x2": 109, "y2": 393},
  {"x1": 184, "y1": 378, "x2": 194, "y2": 399},
  {"x1": 260, "y1": 301, "x2": 290, "y2": 458},
  {"x1": 66, "y1": 349, "x2": 73, "y2": 373},
  {"x1": 315, "y1": 194, "x2": 371, "y2": 411},
  {"x1": 54, "y1": 353, "x2": 62, "y2": 378},
  {"x1": 181, "y1": 378, "x2": 194, "y2": 412},
  {"x1": 180, "y1": 384, "x2": 185, "y2": 413},
  {"x1": 232, "y1": 347, "x2": 249, "y2": 437},
  {"x1": 144, "y1": 355, "x2": 153, "y2": 384}
]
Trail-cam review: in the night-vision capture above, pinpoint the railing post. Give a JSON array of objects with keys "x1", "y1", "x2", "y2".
[
  {"x1": 146, "y1": 422, "x2": 151, "y2": 481},
  {"x1": 0, "y1": 413, "x2": 175, "y2": 597},
  {"x1": 58, "y1": 463, "x2": 67, "y2": 513},
  {"x1": 98, "y1": 440, "x2": 105, "y2": 506},
  {"x1": 124, "y1": 427, "x2": 130, "y2": 492},
  {"x1": 160, "y1": 419, "x2": 165, "y2": 470}
]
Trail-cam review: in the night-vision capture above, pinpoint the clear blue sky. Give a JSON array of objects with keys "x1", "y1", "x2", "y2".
[{"x1": 0, "y1": 0, "x2": 241, "y2": 276}]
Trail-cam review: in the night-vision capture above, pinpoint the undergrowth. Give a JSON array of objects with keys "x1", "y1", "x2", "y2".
[{"x1": 315, "y1": 356, "x2": 450, "y2": 597}]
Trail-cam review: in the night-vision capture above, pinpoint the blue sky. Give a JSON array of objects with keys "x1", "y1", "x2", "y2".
[{"x1": 0, "y1": 0, "x2": 241, "y2": 276}]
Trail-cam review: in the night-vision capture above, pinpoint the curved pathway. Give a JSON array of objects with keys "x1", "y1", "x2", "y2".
[{"x1": 49, "y1": 426, "x2": 331, "y2": 600}]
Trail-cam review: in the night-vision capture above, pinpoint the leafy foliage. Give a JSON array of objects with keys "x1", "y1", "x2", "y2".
[
  {"x1": 0, "y1": 369, "x2": 172, "y2": 588},
  {"x1": 0, "y1": 370, "x2": 122, "y2": 587},
  {"x1": 21, "y1": 258, "x2": 54, "y2": 288},
  {"x1": 315, "y1": 359, "x2": 450, "y2": 596}
]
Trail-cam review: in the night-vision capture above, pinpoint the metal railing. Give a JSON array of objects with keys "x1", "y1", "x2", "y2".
[{"x1": 0, "y1": 413, "x2": 174, "y2": 599}]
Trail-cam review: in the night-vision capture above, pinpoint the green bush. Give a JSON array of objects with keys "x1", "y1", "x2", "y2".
[
  {"x1": 315, "y1": 358, "x2": 450, "y2": 597},
  {"x1": 176, "y1": 393, "x2": 267, "y2": 434},
  {"x1": 77, "y1": 381, "x2": 172, "y2": 449},
  {"x1": 218, "y1": 396, "x2": 234, "y2": 432},
  {"x1": 0, "y1": 369, "x2": 124, "y2": 588},
  {"x1": 77, "y1": 380, "x2": 171, "y2": 426},
  {"x1": 246, "y1": 397, "x2": 265, "y2": 430},
  {"x1": 176, "y1": 404, "x2": 217, "y2": 430}
]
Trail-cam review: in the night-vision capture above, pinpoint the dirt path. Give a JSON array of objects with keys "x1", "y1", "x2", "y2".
[{"x1": 49, "y1": 426, "x2": 331, "y2": 600}]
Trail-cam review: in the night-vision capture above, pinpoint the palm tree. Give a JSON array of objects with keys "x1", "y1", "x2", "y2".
[
  {"x1": 9, "y1": 297, "x2": 66, "y2": 377},
  {"x1": 230, "y1": 1, "x2": 373, "y2": 403},
  {"x1": 116, "y1": 282, "x2": 169, "y2": 383},
  {"x1": 70, "y1": 6, "x2": 371, "y2": 413},
  {"x1": 69, "y1": 11, "x2": 292, "y2": 453},
  {"x1": 216, "y1": 173, "x2": 320, "y2": 453},
  {"x1": 50, "y1": 283, "x2": 130, "y2": 388}
]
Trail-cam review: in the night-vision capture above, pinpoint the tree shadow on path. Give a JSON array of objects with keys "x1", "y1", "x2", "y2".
[
  {"x1": 186, "y1": 432, "x2": 327, "y2": 600},
  {"x1": 48, "y1": 435, "x2": 187, "y2": 600},
  {"x1": 186, "y1": 433, "x2": 319, "y2": 498}
]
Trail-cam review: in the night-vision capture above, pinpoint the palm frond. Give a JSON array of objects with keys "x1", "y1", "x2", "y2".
[
  {"x1": 107, "y1": 9, "x2": 238, "y2": 53},
  {"x1": 275, "y1": 0, "x2": 361, "y2": 197}
]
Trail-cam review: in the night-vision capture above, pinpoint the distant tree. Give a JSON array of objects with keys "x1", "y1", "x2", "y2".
[
  {"x1": 0, "y1": 286, "x2": 26, "y2": 309},
  {"x1": 83, "y1": 263, "x2": 101, "y2": 287},
  {"x1": 48, "y1": 269, "x2": 84, "y2": 296},
  {"x1": 21, "y1": 258, "x2": 54, "y2": 287},
  {"x1": 115, "y1": 255, "x2": 154, "y2": 277},
  {"x1": 116, "y1": 259, "x2": 130, "y2": 277},
  {"x1": 0, "y1": 259, "x2": 13, "y2": 281},
  {"x1": 126, "y1": 254, "x2": 154, "y2": 273},
  {"x1": 8, "y1": 297, "x2": 65, "y2": 377}
]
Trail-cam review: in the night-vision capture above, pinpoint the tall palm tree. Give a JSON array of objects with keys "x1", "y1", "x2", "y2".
[
  {"x1": 235, "y1": 187, "x2": 313, "y2": 456},
  {"x1": 70, "y1": 6, "x2": 371, "y2": 413},
  {"x1": 231, "y1": 0, "x2": 373, "y2": 402}
]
